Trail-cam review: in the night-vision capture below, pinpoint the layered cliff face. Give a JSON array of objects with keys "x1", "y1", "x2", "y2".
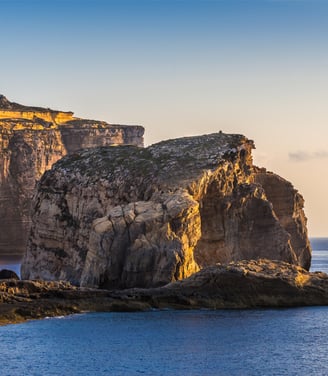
[
  {"x1": 21, "y1": 132, "x2": 312, "y2": 288},
  {"x1": 0, "y1": 95, "x2": 144, "y2": 259}
]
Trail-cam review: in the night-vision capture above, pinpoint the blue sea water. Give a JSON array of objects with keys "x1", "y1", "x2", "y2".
[
  {"x1": 310, "y1": 238, "x2": 328, "y2": 274},
  {"x1": 0, "y1": 238, "x2": 327, "y2": 375},
  {"x1": 0, "y1": 308, "x2": 328, "y2": 376}
]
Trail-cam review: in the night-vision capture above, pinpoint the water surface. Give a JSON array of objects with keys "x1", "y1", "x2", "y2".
[
  {"x1": 0, "y1": 238, "x2": 327, "y2": 375},
  {"x1": 310, "y1": 238, "x2": 328, "y2": 273},
  {"x1": 1, "y1": 308, "x2": 328, "y2": 376}
]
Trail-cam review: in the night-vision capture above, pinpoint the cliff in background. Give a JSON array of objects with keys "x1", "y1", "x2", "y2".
[
  {"x1": 0, "y1": 95, "x2": 144, "y2": 259},
  {"x1": 21, "y1": 132, "x2": 312, "y2": 288}
]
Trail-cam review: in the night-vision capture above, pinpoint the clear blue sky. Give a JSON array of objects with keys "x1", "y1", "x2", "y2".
[{"x1": 1, "y1": 0, "x2": 328, "y2": 236}]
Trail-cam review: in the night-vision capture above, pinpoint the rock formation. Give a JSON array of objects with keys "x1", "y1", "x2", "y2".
[
  {"x1": 2, "y1": 260, "x2": 328, "y2": 325},
  {"x1": 0, "y1": 95, "x2": 144, "y2": 259},
  {"x1": 21, "y1": 132, "x2": 312, "y2": 288},
  {"x1": 118, "y1": 259, "x2": 328, "y2": 309}
]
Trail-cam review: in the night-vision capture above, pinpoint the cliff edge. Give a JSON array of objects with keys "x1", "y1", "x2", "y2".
[
  {"x1": 21, "y1": 132, "x2": 311, "y2": 288},
  {"x1": 0, "y1": 95, "x2": 144, "y2": 258}
]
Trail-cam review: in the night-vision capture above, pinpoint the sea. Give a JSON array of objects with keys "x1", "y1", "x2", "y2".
[{"x1": 0, "y1": 238, "x2": 327, "y2": 376}]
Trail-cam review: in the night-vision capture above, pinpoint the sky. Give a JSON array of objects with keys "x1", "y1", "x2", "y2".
[{"x1": 1, "y1": 0, "x2": 327, "y2": 236}]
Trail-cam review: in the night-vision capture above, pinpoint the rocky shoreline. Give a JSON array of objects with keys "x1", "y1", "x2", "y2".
[
  {"x1": 1, "y1": 259, "x2": 328, "y2": 326},
  {"x1": 0, "y1": 100, "x2": 321, "y2": 327}
]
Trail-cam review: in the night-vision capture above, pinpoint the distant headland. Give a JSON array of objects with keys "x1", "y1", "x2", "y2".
[{"x1": 0, "y1": 95, "x2": 144, "y2": 259}]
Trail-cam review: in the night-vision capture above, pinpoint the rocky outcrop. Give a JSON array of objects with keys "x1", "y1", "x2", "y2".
[
  {"x1": 21, "y1": 132, "x2": 312, "y2": 288},
  {"x1": 0, "y1": 95, "x2": 144, "y2": 258},
  {"x1": 118, "y1": 259, "x2": 328, "y2": 309},
  {"x1": 2, "y1": 260, "x2": 328, "y2": 325}
]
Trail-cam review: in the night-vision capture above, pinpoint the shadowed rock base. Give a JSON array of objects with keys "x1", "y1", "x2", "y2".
[{"x1": 1, "y1": 260, "x2": 328, "y2": 326}]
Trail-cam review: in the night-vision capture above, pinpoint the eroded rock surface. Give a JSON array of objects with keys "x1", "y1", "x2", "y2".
[
  {"x1": 21, "y1": 132, "x2": 311, "y2": 288},
  {"x1": 0, "y1": 95, "x2": 144, "y2": 258},
  {"x1": 118, "y1": 259, "x2": 328, "y2": 309}
]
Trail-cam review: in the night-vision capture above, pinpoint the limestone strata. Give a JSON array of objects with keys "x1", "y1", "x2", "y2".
[
  {"x1": 0, "y1": 124, "x2": 65, "y2": 257},
  {"x1": 21, "y1": 132, "x2": 312, "y2": 288},
  {"x1": 60, "y1": 120, "x2": 144, "y2": 153},
  {"x1": 2, "y1": 260, "x2": 328, "y2": 325},
  {"x1": 0, "y1": 95, "x2": 144, "y2": 258},
  {"x1": 0, "y1": 94, "x2": 74, "y2": 124}
]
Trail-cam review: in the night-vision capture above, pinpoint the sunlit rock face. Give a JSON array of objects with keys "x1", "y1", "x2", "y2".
[
  {"x1": 21, "y1": 132, "x2": 312, "y2": 288},
  {"x1": 0, "y1": 95, "x2": 144, "y2": 258}
]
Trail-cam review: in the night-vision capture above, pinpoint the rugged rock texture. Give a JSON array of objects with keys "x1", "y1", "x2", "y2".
[
  {"x1": 2, "y1": 260, "x2": 328, "y2": 325},
  {"x1": 21, "y1": 132, "x2": 312, "y2": 288},
  {"x1": 0, "y1": 95, "x2": 144, "y2": 258},
  {"x1": 0, "y1": 123, "x2": 65, "y2": 259},
  {"x1": 118, "y1": 259, "x2": 328, "y2": 309}
]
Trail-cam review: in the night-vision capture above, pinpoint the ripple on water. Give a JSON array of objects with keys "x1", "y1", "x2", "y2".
[{"x1": 0, "y1": 308, "x2": 328, "y2": 376}]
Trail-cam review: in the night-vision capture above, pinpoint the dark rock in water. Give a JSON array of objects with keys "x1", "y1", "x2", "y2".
[
  {"x1": 21, "y1": 132, "x2": 311, "y2": 288},
  {"x1": 0, "y1": 269, "x2": 19, "y2": 280}
]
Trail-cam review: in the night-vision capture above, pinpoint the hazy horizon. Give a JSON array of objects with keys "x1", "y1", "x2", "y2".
[{"x1": 1, "y1": 0, "x2": 328, "y2": 236}]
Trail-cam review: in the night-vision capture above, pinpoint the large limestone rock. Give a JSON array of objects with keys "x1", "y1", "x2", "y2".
[
  {"x1": 21, "y1": 132, "x2": 312, "y2": 288},
  {"x1": 0, "y1": 95, "x2": 144, "y2": 259}
]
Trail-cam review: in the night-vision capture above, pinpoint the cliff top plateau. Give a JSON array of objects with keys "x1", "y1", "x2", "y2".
[
  {"x1": 0, "y1": 94, "x2": 144, "y2": 130},
  {"x1": 0, "y1": 94, "x2": 74, "y2": 125},
  {"x1": 0, "y1": 94, "x2": 72, "y2": 115}
]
